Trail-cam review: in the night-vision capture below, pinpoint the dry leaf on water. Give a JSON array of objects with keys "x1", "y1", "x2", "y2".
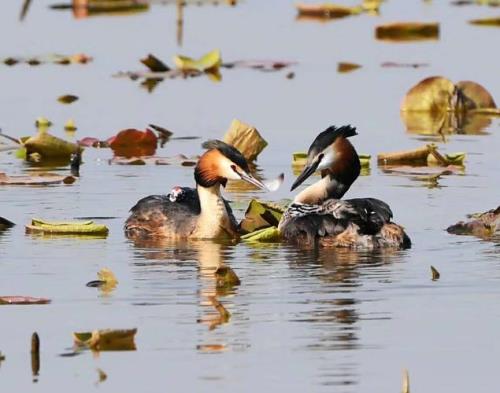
[
  {"x1": 73, "y1": 328, "x2": 137, "y2": 351},
  {"x1": 140, "y1": 54, "x2": 170, "y2": 72},
  {"x1": 337, "y1": 62, "x2": 361, "y2": 73},
  {"x1": 23, "y1": 131, "x2": 82, "y2": 160},
  {"x1": 0, "y1": 296, "x2": 50, "y2": 305},
  {"x1": 57, "y1": 95, "x2": 79, "y2": 104},
  {"x1": 223, "y1": 119, "x2": 268, "y2": 162},
  {"x1": 107, "y1": 128, "x2": 158, "y2": 157},
  {"x1": 295, "y1": 3, "x2": 363, "y2": 20},
  {"x1": 376, "y1": 22, "x2": 439, "y2": 41},
  {"x1": 0, "y1": 172, "x2": 75, "y2": 186},
  {"x1": 469, "y1": 17, "x2": 500, "y2": 26},
  {"x1": 86, "y1": 268, "x2": 118, "y2": 292}
]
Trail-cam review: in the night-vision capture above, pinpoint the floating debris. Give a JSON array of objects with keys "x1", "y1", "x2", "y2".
[
  {"x1": 0, "y1": 296, "x2": 50, "y2": 305},
  {"x1": 431, "y1": 266, "x2": 440, "y2": 281},
  {"x1": 376, "y1": 22, "x2": 439, "y2": 41},
  {"x1": 469, "y1": 16, "x2": 500, "y2": 26},
  {"x1": 31, "y1": 332, "x2": 40, "y2": 380},
  {"x1": 86, "y1": 268, "x2": 118, "y2": 293},
  {"x1": 0, "y1": 173, "x2": 76, "y2": 186},
  {"x1": 402, "y1": 369, "x2": 410, "y2": 393},
  {"x1": 73, "y1": 328, "x2": 137, "y2": 351},
  {"x1": 57, "y1": 95, "x2": 79, "y2": 104},
  {"x1": 377, "y1": 144, "x2": 465, "y2": 166},
  {"x1": 337, "y1": 62, "x2": 362, "y2": 73},
  {"x1": 215, "y1": 266, "x2": 241, "y2": 288}
]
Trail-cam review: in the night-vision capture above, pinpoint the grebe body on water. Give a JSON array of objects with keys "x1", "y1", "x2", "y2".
[
  {"x1": 278, "y1": 125, "x2": 411, "y2": 249},
  {"x1": 125, "y1": 140, "x2": 267, "y2": 240}
]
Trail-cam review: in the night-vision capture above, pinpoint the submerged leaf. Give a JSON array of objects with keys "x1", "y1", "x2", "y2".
[
  {"x1": 223, "y1": 119, "x2": 268, "y2": 162},
  {"x1": 25, "y1": 218, "x2": 109, "y2": 236},
  {"x1": 73, "y1": 328, "x2": 137, "y2": 351},
  {"x1": 215, "y1": 266, "x2": 241, "y2": 288},
  {"x1": 376, "y1": 22, "x2": 439, "y2": 41},
  {"x1": 0, "y1": 296, "x2": 50, "y2": 305}
]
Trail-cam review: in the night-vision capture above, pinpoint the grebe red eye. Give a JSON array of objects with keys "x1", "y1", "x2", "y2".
[
  {"x1": 318, "y1": 153, "x2": 324, "y2": 161},
  {"x1": 231, "y1": 164, "x2": 237, "y2": 172}
]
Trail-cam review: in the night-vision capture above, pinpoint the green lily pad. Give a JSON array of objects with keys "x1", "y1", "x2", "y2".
[
  {"x1": 241, "y1": 226, "x2": 281, "y2": 242},
  {"x1": 239, "y1": 199, "x2": 284, "y2": 234}
]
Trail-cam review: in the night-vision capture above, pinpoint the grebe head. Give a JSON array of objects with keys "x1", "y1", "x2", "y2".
[
  {"x1": 291, "y1": 125, "x2": 360, "y2": 194},
  {"x1": 195, "y1": 140, "x2": 267, "y2": 189}
]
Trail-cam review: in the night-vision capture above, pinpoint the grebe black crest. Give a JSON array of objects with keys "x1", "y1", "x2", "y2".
[{"x1": 279, "y1": 125, "x2": 411, "y2": 249}]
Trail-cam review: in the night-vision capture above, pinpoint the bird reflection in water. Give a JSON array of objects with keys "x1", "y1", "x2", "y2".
[
  {"x1": 288, "y1": 247, "x2": 403, "y2": 387},
  {"x1": 129, "y1": 238, "x2": 239, "y2": 351}
]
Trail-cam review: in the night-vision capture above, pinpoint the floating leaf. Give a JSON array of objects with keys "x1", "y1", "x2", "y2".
[
  {"x1": 381, "y1": 61, "x2": 429, "y2": 68},
  {"x1": 58, "y1": 94, "x2": 79, "y2": 104},
  {"x1": 73, "y1": 328, "x2": 137, "y2": 351},
  {"x1": 431, "y1": 266, "x2": 440, "y2": 280},
  {"x1": 0, "y1": 172, "x2": 75, "y2": 186},
  {"x1": 469, "y1": 16, "x2": 500, "y2": 26},
  {"x1": 402, "y1": 369, "x2": 410, "y2": 393},
  {"x1": 376, "y1": 22, "x2": 439, "y2": 41},
  {"x1": 401, "y1": 76, "x2": 455, "y2": 112},
  {"x1": 241, "y1": 226, "x2": 281, "y2": 242},
  {"x1": 296, "y1": 3, "x2": 363, "y2": 19},
  {"x1": 239, "y1": 199, "x2": 285, "y2": 234},
  {"x1": 173, "y1": 49, "x2": 221, "y2": 73},
  {"x1": 24, "y1": 131, "x2": 81, "y2": 160},
  {"x1": 140, "y1": 54, "x2": 170, "y2": 72},
  {"x1": 26, "y1": 218, "x2": 109, "y2": 236},
  {"x1": 0, "y1": 296, "x2": 50, "y2": 305},
  {"x1": 223, "y1": 119, "x2": 268, "y2": 162},
  {"x1": 107, "y1": 128, "x2": 157, "y2": 157},
  {"x1": 337, "y1": 62, "x2": 361, "y2": 73},
  {"x1": 427, "y1": 152, "x2": 466, "y2": 166}
]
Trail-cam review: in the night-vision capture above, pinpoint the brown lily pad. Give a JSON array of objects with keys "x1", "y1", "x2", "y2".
[{"x1": 376, "y1": 22, "x2": 439, "y2": 42}]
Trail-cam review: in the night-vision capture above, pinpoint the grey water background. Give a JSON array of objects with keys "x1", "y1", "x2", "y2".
[{"x1": 1, "y1": 0, "x2": 500, "y2": 391}]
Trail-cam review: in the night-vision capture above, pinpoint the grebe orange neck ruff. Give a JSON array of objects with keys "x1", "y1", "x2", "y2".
[{"x1": 124, "y1": 140, "x2": 268, "y2": 240}]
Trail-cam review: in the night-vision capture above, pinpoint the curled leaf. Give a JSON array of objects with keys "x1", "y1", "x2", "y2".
[
  {"x1": 239, "y1": 199, "x2": 285, "y2": 234},
  {"x1": 223, "y1": 119, "x2": 268, "y2": 162},
  {"x1": 431, "y1": 266, "x2": 440, "y2": 280},
  {"x1": 173, "y1": 49, "x2": 221, "y2": 73},
  {"x1": 376, "y1": 22, "x2": 439, "y2": 41},
  {"x1": 24, "y1": 131, "x2": 81, "y2": 160},
  {"x1": 215, "y1": 266, "x2": 241, "y2": 288},
  {"x1": 107, "y1": 128, "x2": 158, "y2": 157},
  {"x1": 25, "y1": 218, "x2": 109, "y2": 236},
  {"x1": 0, "y1": 172, "x2": 75, "y2": 186},
  {"x1": 241, "y1": 226, "x2": 281, "y2": 242},
  {"x1": 73, "y1": 328, "x2": 137, "y2": 351}
]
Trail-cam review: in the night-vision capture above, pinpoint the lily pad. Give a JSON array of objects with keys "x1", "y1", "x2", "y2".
[
  {"x1": 469, "y1": 17, "x2": 500, "y2": 26},
  {"x1": 25, "y1": 218, "x2": 109, "y2": 236},
  {"x1": 241, "y1": 226, "x2": 281, "y2": 242},
  {"x1": 140, "y1": 54, "x2": 170, "y2": 72}
]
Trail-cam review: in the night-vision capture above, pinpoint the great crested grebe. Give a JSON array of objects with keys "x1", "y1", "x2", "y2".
[
  {"x1": 124, "y1": 140, "x2": 269, "y2": 240},
  {"x1": 278, "y1": 125, "x2": 411, "y2": 249}
]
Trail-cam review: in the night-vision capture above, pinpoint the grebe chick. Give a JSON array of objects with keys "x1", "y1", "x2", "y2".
[
  {"x1": 278, "y1": 125, "x2": 411, "y2": 249},
  {"x1": 125, "y1": 140, "x2": 269, "y2": 240}
]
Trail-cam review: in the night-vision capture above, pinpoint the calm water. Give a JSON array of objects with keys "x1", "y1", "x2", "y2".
[{"x1": 1, "y1": 0, "x2": 500, "y2": 392}]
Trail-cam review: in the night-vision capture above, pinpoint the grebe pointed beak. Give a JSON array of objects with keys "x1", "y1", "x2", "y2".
[
  {"x1": 290, "y1": 160, "x2": 320, "y2": 191},
  {"x1": 239, "y1": 171, "x2": 268, "y2": 190}
]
